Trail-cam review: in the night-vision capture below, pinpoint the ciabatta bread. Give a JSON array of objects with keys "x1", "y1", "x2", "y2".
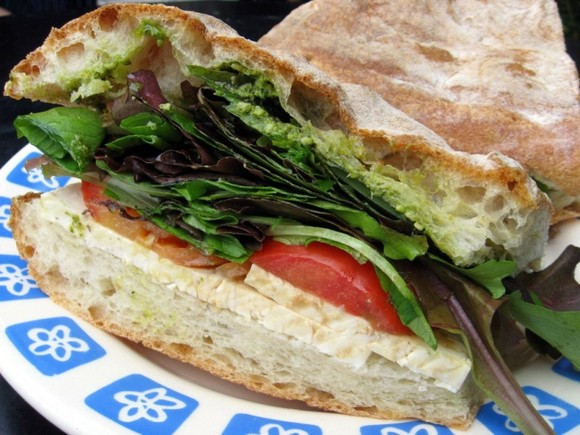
[
  {"x1": 9, "y1": 185, "x2": 483, "y2": 429},
  {"x1": 3, "y1": 3, "x2": 551, "y2": 269},
  {"x1": 259, "y1": 0, "x2": 580, "y2": 221}
]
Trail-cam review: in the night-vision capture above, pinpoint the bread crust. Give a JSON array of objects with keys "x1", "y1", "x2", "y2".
[
  {"x1": 4, "y1": 3, "x2": 548, "y2": 211},
  {"x1": 259, "y1": 0, "x2": 580, "y2": 214},
  {"x1": 9, "y1": 191, "x2": 481, "y2": 429}
]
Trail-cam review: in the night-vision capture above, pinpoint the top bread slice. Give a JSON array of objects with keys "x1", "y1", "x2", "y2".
[
  {"x1": 259, "y1": 0, "x2": 580, "y2": 221},
  {"x1": 4, "y1": 3, "x2": 551, "y2": 269}
]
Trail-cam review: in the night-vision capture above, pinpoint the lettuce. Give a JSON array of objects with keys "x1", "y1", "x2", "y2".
[
  {"x1": 16, "y1": 66, "x2": 576, "y2": 433},
  {"x1": 14, "y1": 107, "x2": 104, "y2": 173}
]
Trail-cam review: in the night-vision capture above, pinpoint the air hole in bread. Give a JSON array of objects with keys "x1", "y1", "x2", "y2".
[
  {"x1": 57, "y1": 43, "x2": 86, "y2": 63},
  {"x1": 485, "y1": 195, "x2": 505, "y2": 212},
  {"x1": 167, "y1": 342, "x2": 194, "y2": 358},
  {"x1": 28, "y1": 65, "x2": 41, "y2": 77},
  {"x1": 380, "y1": 151, "x2": 423, "y2": 171},
  {"x1": 456, "y1": 186, "x2": 486, "y2": 203},
  {"x1": 273, "y1": 382, "x2": 297, "y2": 391},
  {"x1": 502, "y1": 216, "x2": 518, "y2": 232},
  {"x1": 18, "y1": 52, "x2": 46, "y2": 77},
  {"x1": 305, "y1": 387, "x2": 335, "y2": 401},
  {"x1": 288, "y1": 80, "x2": 344, "y2": 131},
  {"x1": 101, "y1": 286, "x2": 116, "y2": 297},
  {"x1": 453, "y1": 205, "x2": 478, "y2": 219},
  {"x1": 88, "y1": 304, "x2": 106, "y2": 321},
  {"x1": 213, "y1": 353, "x2": 234, "y2": 369},
  {"x1": 247, "y1": 374, "x2": 268, "y2": 387},
  {"x1": 98, "y1": 7, "x2": 119, "y2": 31},
  {"x1": 485, "y1": 238, "x2": 501, "y2": 250},
  {"x1": 202, "y1": 335, "x2": 213, "y2": 345}
]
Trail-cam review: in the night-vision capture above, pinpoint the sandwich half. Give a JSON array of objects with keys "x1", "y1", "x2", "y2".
[
  {"x1": 259, "y1": 0, "x2": 580, "y2": 222},
  {"x1": 4, "y1": 3, "x2": 554, "y2": 430}
]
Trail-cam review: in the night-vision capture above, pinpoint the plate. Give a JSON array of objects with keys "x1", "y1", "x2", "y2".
[{"x1": 0, "y1": 144, "x2": 578, "y2": 434}]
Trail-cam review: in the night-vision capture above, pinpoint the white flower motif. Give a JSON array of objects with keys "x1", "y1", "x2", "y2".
[
  {"x1": 114, "y1": 387, "x2": 186, "y2": 423},
  {"x1": 0, "y1": 205, "x2": 11, "y2": 232},
  {"x1": 380, "y1": 424, "x2": 438, "y2": 435},
  {"x1": 28, "y1": 325, "x2": 89, "y2": 362},
  {"x1": 24, "y1": 166, "x2": 60, "y2": 189},
  {"x1": 492, "y1": 394, "x2": 567, "y2": 432},
  {"x1": 0, "y1": 264, "x2": 38, "y2": 296},
  {"x1": 248, "y1": 424, "x2": 309, "y2": 435}
]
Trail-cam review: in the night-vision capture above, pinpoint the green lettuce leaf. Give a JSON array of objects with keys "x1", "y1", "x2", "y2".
[
  {"x1": 507, "y1": 291, "x2": 580, "y2": 369},
  {"x1": 312, "y1": 200, "x2": 428, "y2": 260},
  {"x1": 430, "y1": 254, "x2": 517, "y2": 298},
  {"x1": 14, "y1": 107, "x2": 104, "y2": 173}
]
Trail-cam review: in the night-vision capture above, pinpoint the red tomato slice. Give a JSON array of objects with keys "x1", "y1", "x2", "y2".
[
  {"x1": 80, "y1": 181, "x2": 226, "y2": 267},
  {"x1": 250, "y1": 240, "x2": 410, "y2": 335}
]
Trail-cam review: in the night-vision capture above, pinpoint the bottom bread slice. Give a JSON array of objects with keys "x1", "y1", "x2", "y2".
[{"x1": 9, "y1": 190, "x2": 483, "y2": 429}]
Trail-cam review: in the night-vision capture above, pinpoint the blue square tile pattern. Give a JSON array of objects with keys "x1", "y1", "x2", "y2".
[
  {"x1": 222, "y1": 413, "x2": 322, "y2": 435},
  {"x1": 0, "y1": 255, "x2": 47, "y2": 301},
  {"x1": 360, "y1": 421, "x2": 453, "y2": 435},
  {"x1": 85, "y1": 374, "x2": 198, "y2": 434},
  {"x1": 5, "y1": 316, "x2": 106, "y2": 375},
  {"x1": 477, "y1": 385, "x2": 579, "y2": 433},
  {"x1": 0, "y1": 196, "x2": 12, "y2": 238}
]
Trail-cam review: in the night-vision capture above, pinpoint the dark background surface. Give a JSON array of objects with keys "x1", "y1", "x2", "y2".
[
  {"x1": 0, "y1": 1, "x2": 578, "y2": 434},
  {"x1": 0, "y1": 2, "x2": 304, "y2": 434}
]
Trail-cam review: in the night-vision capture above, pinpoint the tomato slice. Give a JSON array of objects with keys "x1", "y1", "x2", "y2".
[
  {"x1": 81, "y1": 181, "x2": 226, "y2": 267},
  {"x1": 251, "y1": 239, "x2": 410, "y2": 335}
]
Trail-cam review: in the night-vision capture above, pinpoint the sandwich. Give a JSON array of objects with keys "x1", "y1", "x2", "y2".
[
  {"x1": 5, "y1": 3, "x2": 573, "y2": 432},
  {"x1": 259, "y1": 0, "x2": 580, "y2": 222}
]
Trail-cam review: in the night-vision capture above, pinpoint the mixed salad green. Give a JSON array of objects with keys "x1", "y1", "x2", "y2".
[{"x1": 14, "y1": 63, "x2": 579, "y2": 434}]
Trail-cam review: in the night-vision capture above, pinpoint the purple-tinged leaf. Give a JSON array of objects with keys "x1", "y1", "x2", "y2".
[
  {"x1": 421, "y1": 259, "x2": 553, "y2": 435},
  {"x1": 506, "y1": 245, "x2": 580, "y2": 311},
  {"x1": 127, "y1": 70, "x2": 168, "y2": 108}
]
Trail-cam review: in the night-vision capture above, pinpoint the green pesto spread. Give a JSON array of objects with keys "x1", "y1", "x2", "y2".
[
  {"x1": 188, "y1": 62, "x2": 478, "y2": 265},
  {"x1": 66, "y1": 211, "x2": 85, "y2": 237},
  {"x1": 137, "y1": 19, "x2": 168, "y2": 47}
]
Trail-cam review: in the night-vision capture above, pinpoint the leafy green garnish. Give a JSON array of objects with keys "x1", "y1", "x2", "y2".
[
  {"x1": 312, "y1": 200, "x2": 428, "y2": 260},
  {"x1": 14, "y1": 107, "x2": 104, "y2": 173},
  {"x1": 119, "y1": 112, "x2": 181, "y2": 141},
  {"x1": 430, "y1": 254, "x2": 517, "y2": 298},
  {"x1": 508, "y1": 291, "x2": 580, "y2": 369}
]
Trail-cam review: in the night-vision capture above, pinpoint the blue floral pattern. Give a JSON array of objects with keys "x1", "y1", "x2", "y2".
[
  {"x1": 5, "y1": 317, "x2": 105, "y2": 375},
  {"x1": 85, "y1": 374, "x2": 198, "y2": 434},
  {"x1": 360, "y1": 421, "x2": 453, "y2": 435},
  {"x1": 477, "y1": 386, "x2": 579, "y2": 433},
  {"x1": 0, "y1": 255, "x2": 47, "y2": 301},
  {"x1": 222, "y1": 414, "x2": 322, "y2": 435},
  {"x1": 0, "y1": 196, "x2": 11, "y2": 238}
]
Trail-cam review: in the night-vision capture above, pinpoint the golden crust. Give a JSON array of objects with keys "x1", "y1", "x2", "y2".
[{"x1": 259, "y1": 0, "x2": 580, "y2": 214}]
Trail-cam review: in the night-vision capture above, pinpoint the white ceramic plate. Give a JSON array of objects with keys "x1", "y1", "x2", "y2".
[{"x1": 0, "y1": 144, "x2": 578, "y2": 435}]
